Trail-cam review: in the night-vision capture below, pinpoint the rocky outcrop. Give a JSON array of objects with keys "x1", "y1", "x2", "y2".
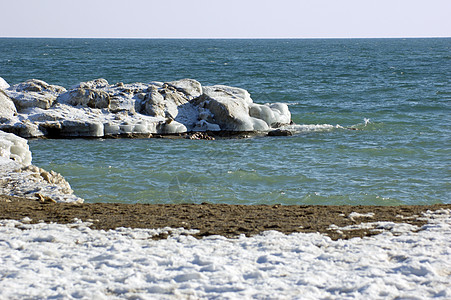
[
  {"x1": 0, "y1": 77, "x2": 292, "y2": 138},
  {"x1": 0, "y1": 90, "x2": 17, "y2": 120},
  {"x1": 0, "y1": 130, "x2": 82, "y2": 203},
  {"x1": 5, "y1": 79, "x2": 66, "y2": 111}
]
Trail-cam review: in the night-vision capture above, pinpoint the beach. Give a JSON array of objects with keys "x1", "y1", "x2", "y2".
[
  {"x1": 1, "y1": 37, "x2": 450, "y2": 299},
  {"x1": 1, "y1": 196, "x2": 451, "y2": 298},
  {"x1": 1, "y1": 195, "x2": 450, "y2": 240}
]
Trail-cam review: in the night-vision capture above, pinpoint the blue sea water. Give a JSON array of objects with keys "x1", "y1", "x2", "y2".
[{"x1": 1, "y1": 38, "x2": 450, "y2": 205}]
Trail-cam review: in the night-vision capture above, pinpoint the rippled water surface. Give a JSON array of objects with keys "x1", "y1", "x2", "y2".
[{"x1": 1, "y1": 38, "x2": 450, "y2": 205}]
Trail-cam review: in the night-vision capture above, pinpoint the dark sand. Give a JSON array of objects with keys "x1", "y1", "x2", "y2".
[{"x1": 2, "y1": 195, "x2": 450, "y2": 240}]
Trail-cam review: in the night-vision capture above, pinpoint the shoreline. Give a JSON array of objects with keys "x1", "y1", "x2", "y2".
[{"x1": 2, "y1": 195, "x2": 450, "y2": 240}]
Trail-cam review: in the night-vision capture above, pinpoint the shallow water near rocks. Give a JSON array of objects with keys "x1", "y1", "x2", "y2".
[{"x1": 2, "y1": 38, "x2": 449, "y2": 205}]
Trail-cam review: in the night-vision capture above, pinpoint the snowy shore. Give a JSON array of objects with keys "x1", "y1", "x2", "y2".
[{"x1": 0, "y1": 209, "x2": 450, "y2": 299}]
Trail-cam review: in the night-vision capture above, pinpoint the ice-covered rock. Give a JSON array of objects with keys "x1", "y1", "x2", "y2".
[
  {"x1": 197, "y1": 85, "x2": 268, "y2": 131},
  {"x1": 140, "y1": 85, "x2": 184, "y2": 119},
  {"x1": 0, "y1": 90, "x2": 17, "y2": 120},
  {"x1": 0, "y1": 130, "x2": 32, "y2": 165},
  {"x1": 57, "y1": 79, "x2": 142, "y2": 113},
  {"x1": 0, "y1": 130, "x2": 83, "y2": 203},
  {"x1": 249, "y1": 102, "x2": 291, "y2": 128},
  {"x1": 166, "y1": 78, "x2": 203, "y2": 100},
  {"x1": 6, "y1": 79, "x2": 66, "y2": 111},
  {"x1": 0, "y1": 77, "x2": 10, "y2": 90},
  {"x1": 0, "y1": 88, "x2": 42, "y2": 137},
  {"x1": 197, "y1": 85, "x2": 291, "y2": 131},
  {"x1": 1, "y1": 78, "x2": 292, "y2": 138},
  {"x1": 192, "y1": 120, "x2": 221, "y2": 132}
]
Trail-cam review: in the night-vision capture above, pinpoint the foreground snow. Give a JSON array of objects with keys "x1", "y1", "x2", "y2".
[{"x1": 0, "y1": 210, "x2": 450, "y2": 299}]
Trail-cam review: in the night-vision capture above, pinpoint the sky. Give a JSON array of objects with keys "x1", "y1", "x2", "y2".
[{"x1": 0, "y1": 0, "x2": 450, "y2": 38}]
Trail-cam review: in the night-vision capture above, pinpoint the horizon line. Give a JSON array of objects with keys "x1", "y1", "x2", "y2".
[{"x1": 1, "y1": 35, "x2": 450, "y2": 40}]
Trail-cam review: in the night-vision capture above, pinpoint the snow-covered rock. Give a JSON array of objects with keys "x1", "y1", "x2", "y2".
[
  {"x1": 57, "y1": 79, "x2": 143, "y2": 113},
  {"x1": 0, "y1": 130, "x2": 32, "y2": 165},
  {"x1": 197, "y1": 85, "x2": 288, "y2": 131},
  {"x1": 1, "y1": 78, "x2": 292, "y2": 138},
  {"x1": 0, "y1": 77, "x2": 10, "y2": 90},
  {"x1": 140, "y1": 85, "x2": 187, "y2": 119},
  {"x1": 0, "y1": 90, "x2": 17, "y2": 120},
  {"x1": 0, "y1": 130, "x2": 83, "y2": 203},
  {"x1": 249, "y1": 102, "x2": 291, "y2": 127},
  {"x1": 5, "y1": 79, "x2": 66, "y2": 111},
  {"x1": 166, "y1": 78, "x2": 203, "y2": 100}
]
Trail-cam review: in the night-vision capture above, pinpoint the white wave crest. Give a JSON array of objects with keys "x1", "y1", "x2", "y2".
[{"x1": 281, "y1": 124, "x2": 336, "y2": 132}]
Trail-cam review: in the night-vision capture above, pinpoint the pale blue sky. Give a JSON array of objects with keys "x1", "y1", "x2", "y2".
[{"x1": 1, "y1": 0, "x2": 450, "y2": 38}]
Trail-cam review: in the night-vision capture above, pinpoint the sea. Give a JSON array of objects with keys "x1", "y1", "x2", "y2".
[{"x1": 1, "y1": 38, "x2": 450, "y2": 205}]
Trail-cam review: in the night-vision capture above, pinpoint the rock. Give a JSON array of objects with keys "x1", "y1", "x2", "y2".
[
  {"x1": 39, "y1": 120, "x2": 104, "y2": 137},
  {"x1": 141, "y1": 86, "x2": 174, "y2": 118},
  {"x1": 140, "y1": 85, "x2": 190, "y2": 118},
  {"x1": 6, "y1": 79, "x2": 66, "y2": 111},
  {"x1": 138, "y1": 83, "x2": 201, "y2": 131},
  {"x1": 197, "y1": 85, "x2": 269, "y2": 131},
  {"x1": 249, "y1": 103, "x2": 291, "y2": 128},
  {"x1": 0, "y1": 90, "x2": 17, "y2": 120},
  {"x1": 156, "y1": 120, "x2": 188, "y2": 134},
  {"x1": 166, "y1": 78, "x2": 203, "y2": 100},
  {"x1": 21, "y1": 165, "x2": 73, "y2": 194},
  {"x1": 0, "y1": 130, "x2": 83, "y2": 203},
  {"x1": 77, "y1": 78, "x2": 109, "y2": 90},
  {"x1": 0, "y1": 119, "x2": 44, "y2": 138},
  {"x1": 0, "y1": 130, "x2": 32, "y2": 165},
  {"x1": 58, "y1": 79, "x2": 146, "y2": 113},
  {"x1": 187, "y1": 132, "x2": 215, "y2": 140},
  {"x1": 267, "y1": 129, "x2": 293, "y2": 136},
  {"x1": 2, "y1": 78, "x2": 292, "y2": 138},
  {"x1": 57, "y1": 87, "x2": 111, "y2": 109},
  {"x1": 0, "y1": 77, "x2": 10, "y2": 90},
  {"x1": 192, "y1": 120, "x2": 221, "y2": 132}
]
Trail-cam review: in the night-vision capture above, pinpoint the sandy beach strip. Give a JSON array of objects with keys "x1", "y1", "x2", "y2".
[{"x1": 1, "y1": 195, "x2": 450, "y2": 240}]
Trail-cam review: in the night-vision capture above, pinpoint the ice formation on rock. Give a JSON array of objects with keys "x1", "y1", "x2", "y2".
[
  {"x1": 0, "y1": 78, "x2": 292, "y2": 138},
  {"x1": 6, "y1": 79, "x2": 66, "y2": 110},
  {"x1": 0, "y1": 130, "x2": 83, "y2": 203},
  {"x1": 0, "y1": 77, "x2": 10, "y2": 90}
]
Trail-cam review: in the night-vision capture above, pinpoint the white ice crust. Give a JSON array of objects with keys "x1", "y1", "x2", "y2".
[
  {"x1": 0, "y1": 130, "x2": 31, "y2": 165},
  {"x1": 0, "y1": 209, "x2": 449, "y2": 299},
  {"x1": 1, "y1": 78, "x2": 292, "y2": 137},
  {"x1": 0, "y1": 77, "x2": 9, "y2": 90}
]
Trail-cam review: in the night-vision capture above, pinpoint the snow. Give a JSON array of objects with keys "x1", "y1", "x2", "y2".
[{"x1": 0, "y1": 210, "x2": 450, "y2": 299}]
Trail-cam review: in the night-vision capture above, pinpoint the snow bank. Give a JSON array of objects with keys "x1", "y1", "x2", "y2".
[{"x1": 0, "y1": 210, "x2": 449, "y2": 299}]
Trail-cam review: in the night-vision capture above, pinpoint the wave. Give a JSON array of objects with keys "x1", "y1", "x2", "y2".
[{"x1": 281, "y1": 124, "x2": 336, "y2": 132}]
